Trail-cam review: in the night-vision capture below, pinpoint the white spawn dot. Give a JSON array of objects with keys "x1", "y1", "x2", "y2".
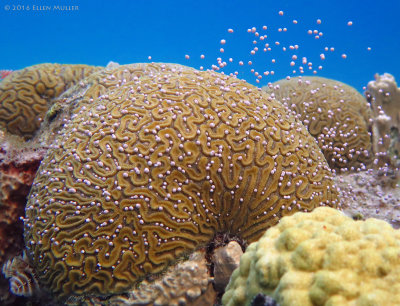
[
  {"x1": 293, "y1": 20, "x2": 298, "y2": 24},
  {"x1": 200, "y1": 54, "x2": 205, "y2": 59},
  {"x1": 220, "y1": 39, "x2": 226, "y2": 45},
  {"x1": 341, "y1": 54, "x2": 347, "y2": 59},
  {"x1": 220, "y1": 48, "x2": 224, "y2": 53},
  {"x1": 367, "y1": 47, "x2": 371, "y2": 51},
  {"x1": 347, "y1": 21, "x2": 353, "y2": 26},
  {"x1": 148, "y1": 56, "x2": 152, "y2": 60},
  {"x1": 279, "y1": 10, "x2": 284, "y2": 16},
  {"x1": 185, "y1": 54, "x2": 190, "y2": 59},
  {"x1": 317, "y1": 19, "x2": 322, "y2": 24},
  {"x1": 228, "y1": 28, "x2": 234, "y2": 33}
]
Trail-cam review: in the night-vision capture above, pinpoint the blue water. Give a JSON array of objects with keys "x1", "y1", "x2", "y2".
[{"x1": 1, "y1": 0, "x2": 399, "y2": 92}]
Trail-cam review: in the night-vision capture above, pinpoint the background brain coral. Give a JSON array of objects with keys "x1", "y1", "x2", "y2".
[
  {"x1": 263, "y1": 76, "x2": 373, "y2": 171},
  {"x1": 24, "y1": 63, "x2": 339, "y2": 299},
  {"x1": 0, "y1": 63, "x2": 102, "y2": 139},
  {"x1": 222, "y1": 206, "x2": 400, "y2": 306}
]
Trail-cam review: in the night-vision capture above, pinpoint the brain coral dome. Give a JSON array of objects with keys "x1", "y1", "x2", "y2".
[
  {"x1": 0, "y1": 63, "x2": 102, "y2": 139},
  {"x1": 23, "y1": 63, "x2": 339, "y2": 299},
  {"x1": 263, "y1": 76, "x2": 373, "y2": 172}
]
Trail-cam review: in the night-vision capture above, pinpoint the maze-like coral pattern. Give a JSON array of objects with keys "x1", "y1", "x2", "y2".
[
  {"x1": 0, "y1": 63, "x2": 102, "y2": 139},
  {"x1": 263, "y1": 77, "x2": 373, "y2": 171},
  {"x1": 24, "y1": 63, "x2": 339, "y2": 298}
]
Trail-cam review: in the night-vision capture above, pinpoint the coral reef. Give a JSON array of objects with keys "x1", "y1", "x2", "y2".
[
  {"x1": 263, "y1": 76, "x2": 373, "y2": 172},
  {"x1": 24, "y1": 63, "x2": 339, "y2": 300},
  {"x1": 0, "y1": 63, "x2": 102, "y2": 139},
  {"x1": 222, "y1": 206, "x2": 400, "y2": 306},
  {"x1": 365, "y1": 73, "x2": 400, "y2": 167}
]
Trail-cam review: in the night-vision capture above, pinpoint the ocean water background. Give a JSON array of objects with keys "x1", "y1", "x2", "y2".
[{"x1": 0, "y1": 0, "x2": 399, "y2": 93}]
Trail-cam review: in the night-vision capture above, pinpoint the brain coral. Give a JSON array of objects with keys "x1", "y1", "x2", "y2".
[
  {"x1": 24, "y1": 63, "x2": 339, "y2": 299},
  {"x1": 0, "y1": 63, "x2": 102, "y2": 139},
  {"x1": 222, "y1": 206, "x2": 400, "y2": 306},
  {"x1": 263, "y1": 77, "x2": 373, "y2": 172}
]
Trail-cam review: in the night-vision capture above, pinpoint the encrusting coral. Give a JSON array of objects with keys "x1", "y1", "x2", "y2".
[
  {"x1": 0, "y1": 63, "x2": 102, "y2": 139},
  {"x1": 222, "y1": 206, "x2": 400, "y2": 306},
  {"x1": 263, "y1": 76, "x2": 373, "y2": 172},
  {"x1": 365, "y1": 73, "x2": 400, "y2": 167},
  {"x1": 23, "y1": 63, "x2": 339, "y2": 300}
]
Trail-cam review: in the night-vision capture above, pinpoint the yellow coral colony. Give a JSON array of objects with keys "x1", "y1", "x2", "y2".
[
  {"x1": 263, "y1": 77, "x2": 373, "y2": 172},
  {"x1": 24, "y1": 63, "x2": 338, "y2": 299},
  {"x1": 0, "y1": 63, "x2": 102, "y2": 139},
  {"x1": 222, "y1": 206, "x2": 400, "y2": 306}
]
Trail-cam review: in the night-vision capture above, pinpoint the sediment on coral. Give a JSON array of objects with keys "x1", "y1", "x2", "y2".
[
  {"x1": 335, "y1": 168, "x2": 400, "y2": 228},
  {"x1": 263, "y1": 76, "x2": 373, "y2": 172},
  {"x1": 23, "y1": 63, "x2": 339, "y2": 300}
]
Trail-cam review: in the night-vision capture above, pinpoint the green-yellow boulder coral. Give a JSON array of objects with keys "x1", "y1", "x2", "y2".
[{"x1": 222, "y1": 206, "x2": 400, "y2": 306}]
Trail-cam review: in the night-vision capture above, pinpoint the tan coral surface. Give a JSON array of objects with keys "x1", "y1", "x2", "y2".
[
  {"x1": 24, "y1": 63, "x2": 338, "y2": 299},
  {"x1": 107, "y1": 250, "x2": 215, "y2": 306},
  {"x1": 365, "y1": 73, "x2": 400, "y2": 167},
  {"x1": 0, "y1": 63, "x2": 102, "y2": 139},
  {"x1": 222, "y1": 206, "x2": 400, "y2": 306},
  {"x1": 263, "y1": 76, "x2": 373, "y2": 172}
]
